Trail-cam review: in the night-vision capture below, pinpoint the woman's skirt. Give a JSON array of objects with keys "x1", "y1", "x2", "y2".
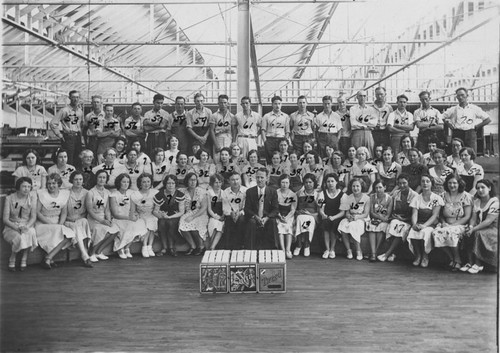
[
  {"x1": 179, "y1": 211, "x2": 209, "y2": 240},
  {"x1": 113, "y1": 218, "x2": 148, "y2": 251},
  {"x1": 64, "y1": 218, "x2": 91, "y2": 245},
  {"x1": 277, "y1": 217, "x2": 294, "y2": 235},
  {"x1": 208, "y1": 217, "x2": 224, "y2": 237},
  {"x1": 407, "y1": 227, "x2": 434, "y2": 254},
  {"x1": 35, "y1": 222, "x2": 75, "y2": 254},
  {"x1": 432, "y1": 225, "x2": 466, "y2": 248},
  {"x1": 472, "y1": 228, "x2": 498, "y2": 267},
  {"x1": 338, "y1": 218, "x2": 366, "y2": 243},
  {"x1": 365, "y1": 219, "x2": 389, "y2": 233},
  {"x1": 385, "y1": 219, "x2": 412, "y2": 240},
  {"x1": 88, "y1": 218, "x2": 120, "y2": 245},
  {"x1": 3, "y1": 225, "x2": 38, "y2": 253},
  {"x1": 295, "y1": 214, "x2": 316, "y2": 241}
]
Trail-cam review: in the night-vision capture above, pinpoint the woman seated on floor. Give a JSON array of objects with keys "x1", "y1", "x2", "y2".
[
  {"x1": 407, "y1": 174, "x2": 444, "y2": 268},
  {"x1": 338, "y1": 178, "x2": 370, "y2": 261},
  {"x1": 460, "y1": 179, "x2": 499, "y2": 274},
  {"x1": 377, "y1": 173, "x2": 418, "y2": 262},
  {"x1": 3, "y1": 177, "x2": 38, "y2": 272},
  {"x1": 86, "y1": 169, "x2": 121, "y2": 262},
  {"x1": 431, "y1": 174, "x2": 472, "y2": 271},
  {"x1": 111, "y1": 173, "x2": 148, "y2": 259},
  {"x1": 35, "y1": 173, "x2": 76, "y2": 270}
]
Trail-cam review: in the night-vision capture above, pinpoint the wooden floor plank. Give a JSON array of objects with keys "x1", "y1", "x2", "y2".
[{"x1": 1, "y1": 255, "x2": 497, "y2": 353}]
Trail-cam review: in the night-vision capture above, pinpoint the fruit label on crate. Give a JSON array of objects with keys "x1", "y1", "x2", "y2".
[
  {"x1": 229, "y1": 265, "x2": 257, "y2": 292},
  {"x1": 259, "y1": 268, "x2": 285, "y2": 291},
  {"x1": 200, "y1": 266, "x2": 228, "y2": 293}
]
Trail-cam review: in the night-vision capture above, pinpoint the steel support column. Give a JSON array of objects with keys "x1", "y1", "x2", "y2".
[{"x1": 237, "y1": 0, "x2": 250, "y2": 108}]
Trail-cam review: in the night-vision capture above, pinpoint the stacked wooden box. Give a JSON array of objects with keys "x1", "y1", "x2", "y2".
[
  {"x1": 199, "y1": 250, "x2": 231, "y2": 294},
  {"x1": 199, "y1": 249, "x2": 286, "y2": 294}
]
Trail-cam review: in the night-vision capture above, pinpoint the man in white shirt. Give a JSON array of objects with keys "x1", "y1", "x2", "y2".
[
  {"x1": 123, "y1": 102, "x2": 146, "y2": 147},
  {"x1": 387, "y1": 94, "x2": 415, "y2": 155},
  {"x1": 261, "y1": 96, "x2": 290, "y2": 163},
  {"x1": 222, "y1": 172, "x2": 247, "y2": 249},
  {"x1": 82, "y1": 95, "x2": 104, "y2": 154},
  {"x1": 232, "y1": 96, "x2": 261, "y2": 159},
  {"x1": 337, "y1": 95, "x2": 351, "y2": 156},
  {"x1": 443, "y1": 87, "x2": 491, "y2": 152},
  {"x1": 186, "y1": 92, "x2": 212, "y2": 154},
  {"x1": 168, "y1": 96, "x2": 189, "y2": 154},
  {"x1": 314, "y1": 95, "x2": 342, "y2": 158},
  {"x1": 414, "y1": 90, "x2": 444, "y2": 153},
  {"x1": 372, "y1": 87, "x2": 393, "y2": 149},
  {"x1": 349, "y1": 90, "x2": 378, "y2": 157},
  {"x1": 143, "y1": 93, "x2": 170, "y2": 155},
  {"x1": 210, "y1": 94, "x2": 234, "y2": 163},
  {"x1": 290, "y1": 95, "x2": 315, "y2": 156}
]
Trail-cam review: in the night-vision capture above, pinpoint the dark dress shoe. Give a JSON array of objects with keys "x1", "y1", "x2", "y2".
[
  {"x1": 19, "y1": 265, "x2": 26, "y2": 272},
  {"x1": 41, "y1": 260, "x2": 52, "y2": 270},
  {"x1": 169, "y1": 249, "x2": 178, "y2": 257},
  {"x1": 83, "y1": 259, "x2": 93, "y2": 268},
  {"x1": 8, "y1": 266, "x2": 15, "y2": 272},
  {"x1": 185, "y1": 248, "x2": 194, "y2": 256},
  {"x1": 193, "y1": 248, "x2": 203, "y2": 256}
]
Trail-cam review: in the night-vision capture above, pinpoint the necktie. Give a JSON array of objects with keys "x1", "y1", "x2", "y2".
[{"x1": 258, "y1": 188, "x2": 264, "y2": 218}]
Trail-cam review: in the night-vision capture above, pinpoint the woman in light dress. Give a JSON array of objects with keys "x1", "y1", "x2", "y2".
[
  {"x1": 242, "y1": 149, "x2": 265, "y2": 188},
  {"x1": 206, "y1": 174, "x2": 225, "y2": 250},
  {"x1": 276, "y1": 174, "x2": 297, "y2": 259},
  {"x1": 407, "y1": 174, "x2": 444, "y2": 268},
  {"x1": 338, "y1": 178, "x2": 370, "y2": 261},
  {"x1": 12, "y1": 149, "x2": 47, "y2": 192},
  {"x1": 428, "y1": 149, "x2": 454, "y2": 194},
  {"x1": 376, "y1": 147, "x2": 401, "y2": 194},
  {"x1": 35, "y1": 173, "x2": 76, "y2": 270},
  {"x1": 47, "y1": 149, "x2": 76, "y2": 189},
  {"x1": 130, "y1": 173, "x2": 158, "y2": 258},
  {"x1": 192, "y1": 148, "x2": 216, "y2": 190},
  {"x1": 460, "y1": 179, "x2": 499, "y2": 274},
  {"x1": 3, "y1": 177, "x2": 38, "y2": 271},
  {"x1": 111, "y1": 173, "x2": 148, "y2": 259},
  {"x1": 86, "y1": 169, "x2": 120, "y2": 262},
  {"x1": 150, "y1": 147, "x2": 169, "y2": 190},
  {"x1": 124, "y1": 148, "x2": 145, "y2": 191},
  {"x1": 64, "y1": 171, "x2": 93, "y2": 268},
  {"x1": 431, "y1": 174, "x2": 472, "y2": 271},
  {"x1": 366, "y1": 179, "x2": 393, "y2": 262},
  {"x1": 178, "y1": 172, "x2": 209, "y2": 256}
]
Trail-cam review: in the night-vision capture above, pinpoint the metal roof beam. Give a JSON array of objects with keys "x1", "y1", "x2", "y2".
[
  {"x1": 2, "y1": 15, "x2": 169, "y2": 100},
  {"x1": 4, "y1": 0, "x2": 361, "y2": 4},
  {"x1": 2, "y1": 63, "x2": 426, "y2": 68},
  {"x1": 3, "y1": 39, "x2": 449, "y2": 46}
]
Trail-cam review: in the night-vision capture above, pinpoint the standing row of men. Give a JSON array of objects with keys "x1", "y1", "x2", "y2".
[{"x1": 50, "y1": 87, "x2": 491, "y2": 165}]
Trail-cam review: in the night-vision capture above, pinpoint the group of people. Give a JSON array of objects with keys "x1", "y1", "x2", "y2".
[{"x1": 3, "y1": 87, "x2": 497, "y2": 275}]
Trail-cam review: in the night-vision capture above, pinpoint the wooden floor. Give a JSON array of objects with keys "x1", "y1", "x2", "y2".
[{"x1": 1, "y1": 254, "x2": 498, "y2": 353}]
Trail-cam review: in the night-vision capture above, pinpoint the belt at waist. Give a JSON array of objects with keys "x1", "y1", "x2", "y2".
[
  {"x1": 63, "y1": 131, "x2": 80, "y2": 136},
  {"x1": 148, "y1": 131, "x2": 167, "y2": 135},
  {"x1": 238, "y1": 134, "x2": 257, "y2": 138},
  {"x1": 266, "y1": 135, "x2": 285, "y2": 139},
  {"x1": 317, "y1": 131, "x2": 338, "y2": 134}
]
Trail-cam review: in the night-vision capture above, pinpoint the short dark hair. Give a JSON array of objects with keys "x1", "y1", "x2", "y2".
[
  {"x1": 23, "y1": 149, "x2": 40, "y2": 165},
  {"x1": 196, "y1": 147, "x2": 211, "y2": 160},
  {"x1": 137, "y1": 173, "x2": 153, "y2": 189},
  {"x1": 241, "y1": 96, "x2": 251, "y2": 103},
  {"x1": 256, "y1": 167, "x2": 268, "y2": 176},
  {"x1": 52, "y1": 148, "x2": 68, "y2": 164},
  {"x1": 184, "y1": 172, "x2": 198, "y2": 187},
  {"x1": 397, "y1": 173, "x2": 411, "y2": 182},
  {"x1": 323, "y1": 173, "x2": 340, "y2": 189},
  {"x1": 175, "y1": 96, "x2": 185, "y2": 103},
  {"x1": 69, "y1": 90, "x2": 79, "y2": 97},
  {"x1": 322, "y1": 95, "x2": 333, "y2": 102},
  {"x1": 420, "y1": 174, "x2": 435, "y2": 188},
  {"x1": 455, "y1": 87, "x2": 468, "y2": 95},
  {"x1": 69, "y1": 170, "x2": 85, "y2": 184},
  {"x1": 220, "y1": 147, "x2": 231, "y2": 156},
  {"x1": 113, "y1": 136, "x2": 127, "y2": 150},
  {"x1": 397, "y1": 94, "x2": 409, "y2": 102},
  {"x1": 375, "y1": 87, "x2": 386, "y2": 93},
  {"x1": 297, "y1": 95, "x2": 307, "y2": 102},
  {"x1": 247, "y1": 149, "x2": 259, "y2": 160},
  {"x1": 131, "y1": 102, "x2": 142, "y2": 108},
  {"x1": 271, "y1": 96, "x2": 282, "y2": 103},
  {"x1": 15, "y1": 177, "x2": 32, "y2": 190},
  {"x1": 104, "y1": 104, "x2": 113, "y2": 110},
  {"x1": 306, "y1": 151, "x2": 320, "y2": 164},
  {"x1": 443, "y1": 174, "x2": 466, "y2": 194},
  {"x1": 218, "y1": 94, "x2": 229, "y2": 101},
  {"x1": 94, "y1": 169, "x2": 110, "y2": 183},
  {"x1": 459, "y1": 147, "x2": 476, "y2": 160},
  {"x1": 209, "y1": 173, "x2": 224, "y2": 187},
  {"x1": 348, "y1": 177, "x2": 366, "y2": 194},
  {"x1": 278, "y1": 173, "x2": 290, "y2": 183},
  {"x1": 153, "y1": 94, "x2": 165, "y2": 102},
  {"x1": 163, "y1": 174, "x2": 178, "y2": 188},
  {"x1": 418, "y1": 90, "x2": 430, "y2": 99},
  {"x1": 194, "y1": 92, "x2": 205, "y2": 100},
  {"x1": 302, "y1": 173, "x2": 318, "y2": 189},
  {"x1": 114, "y1": 173, "x2": 131, "y2": 190},
  {"x1": 399, "y1": 134, "x2": 415, "y2": 149},
  {"x1": 475, "y1": 179, "x2": 497, "y2": 198}
]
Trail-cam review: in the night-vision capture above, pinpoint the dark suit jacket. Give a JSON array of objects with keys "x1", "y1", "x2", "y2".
[{"x1": 244, "y1": 186, "x2": 279, "y2": 220}]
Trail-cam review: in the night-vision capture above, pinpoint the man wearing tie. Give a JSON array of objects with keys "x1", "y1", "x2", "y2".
[{"x1": 244, "y1": 168, "x2": 279, "y2": 250}]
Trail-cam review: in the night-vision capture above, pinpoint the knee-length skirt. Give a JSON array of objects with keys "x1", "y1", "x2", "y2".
[
  {"x1": 407, "y1": 227, "x2": 434, "y2": 254},
  {"x1": 3, "y1": 225, "x2": 38, "y2": 253},
  {"x1": 35, "y1": 222, "x2": 75, "y2": 254},
  {"x1": 432, "y1": 225, "x2": 466, "y2": 248},
  {"x1": 179, "y1": 212, "x2": 209, "y2": 240},
  {"x1": 338, "y1": 218, "x2": 366, "y2": 243},
  {"x1": 113, "y1": 218, "x2": 149, "y2": 251},
  {"x1": 88, "y1": 219, "x2": 120, "y2": 245}
]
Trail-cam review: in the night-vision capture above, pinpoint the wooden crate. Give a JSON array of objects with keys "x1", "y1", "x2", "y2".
[
  {"x1": 258, "y1": 250, "x2": 286, "y2": 293},
  {"x1": 229, "y1": 250, "x2": 258, "y2": 293},
  {"x1": 199, "y1": 250, "x2": 231, "y2": 294}
]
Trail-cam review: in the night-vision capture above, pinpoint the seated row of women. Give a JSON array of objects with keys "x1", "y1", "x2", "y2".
[{"x1": 4, "y1": 165, "x2": 497, "y2": 275}]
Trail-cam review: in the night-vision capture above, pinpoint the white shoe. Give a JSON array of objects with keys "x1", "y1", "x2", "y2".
[
  {"x1": 118, "y1": 249, "x2": 127, "y2": 259},
  {"x1": 377, "y1": 254, "x2": 387, "y2": 262},
  {"x1": 89, "y1": 255, "x2": 99, "y2": 263},
  {"x1": 460, "y1": 263, "x2": 472, "y2": 272},
  {"x1": 141, "y1": 246, "x2": 150, "y2": 258},
  {"x1": 303, "y1": 247, "x2": 310, "y2": 257},
  {"x1": 329, "y1": 250, "x2": 336, "y2": 259},
  {"x1": 346, "y1": 249, "x2": 353, "y2": 259},
  {"x1": 125, "y1": 248, "x2": 133, "y2": 258},
  {"x1": 387, "y1": 254, "x2": 396, "y2": 262},
  {"x1": 356, "y1": 251, "x2": 363, "y2": 261},
  {"x1": 322, "y1": 250, "x2": 329, "y2": 259},
  {"x1": 285, "y1": 251, "x2": 293, "y2": 259},
  {"x1": 293, "y1": 247, "x2": 301, "y2": 256},
  {"x1": 96, "y1": 253, "x2": 109, "y2": 260},
  {"x1": 467, "y1": 264, "x2": 484, "y2": 274},
  {"x1": 147, "y1": 246, "x2": 155, "y2": 257}
]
